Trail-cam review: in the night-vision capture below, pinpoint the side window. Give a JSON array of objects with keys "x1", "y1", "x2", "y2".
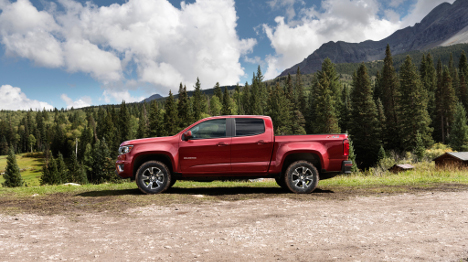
[
  {"x1": 235, "y1": 118, "x2": 265, "y2": 136},
  {"x1": 189, "y1": 119, "x2": 226, "y2": 139}
]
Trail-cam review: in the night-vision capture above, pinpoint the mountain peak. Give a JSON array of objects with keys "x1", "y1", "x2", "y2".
[{"x1": 278, "y1": 0, "x2": 468, "y2": 77}]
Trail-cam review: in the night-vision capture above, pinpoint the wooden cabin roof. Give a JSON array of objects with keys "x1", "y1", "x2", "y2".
[{"x1": 433, "y1": 152, "x2": 468, "y2": 161}]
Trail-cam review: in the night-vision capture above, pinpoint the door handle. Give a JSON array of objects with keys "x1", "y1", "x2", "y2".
[
  {"x1": 217, "y1": 142, "x2": 228, "y2": 146},
  {"x1": 257, "y1": 140, "x2": 266, "y2": 145}
]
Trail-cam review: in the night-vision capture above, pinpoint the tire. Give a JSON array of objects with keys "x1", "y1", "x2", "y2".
[
  {"x1": 284, "y1": 160, "x2": 319, "y2": 194},
  {"x1": 135, "y1": 161, "x2": 171, "y2": 194},
  {"x1": 275, "y1": 177, "x2": 288, "y2": 190}
]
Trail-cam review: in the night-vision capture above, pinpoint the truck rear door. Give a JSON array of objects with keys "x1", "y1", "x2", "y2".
[{"x1": 230, "y1": 118, "x2": 274, "y2": 173}]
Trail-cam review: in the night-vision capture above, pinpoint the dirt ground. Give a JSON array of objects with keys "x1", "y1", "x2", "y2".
[{"x1": 1, "y1": 188, "x2": 468, "y2": 261}]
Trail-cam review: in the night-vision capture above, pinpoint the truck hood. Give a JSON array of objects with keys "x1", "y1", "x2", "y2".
[{"x1": 120, "y1": 135, "x2": 175, "y2": 146}]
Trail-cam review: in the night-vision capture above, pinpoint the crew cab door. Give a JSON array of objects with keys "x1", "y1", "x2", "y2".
[
  {"x1": 230, "y1": 118, "x2": 274, "y2": 173},
  {"x1": 179, "y1": 118, "x2": 231, "y2": 173}
]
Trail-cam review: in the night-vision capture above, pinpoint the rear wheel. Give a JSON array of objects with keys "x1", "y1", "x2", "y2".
[
  {"x1": 284, "y1": 160, "x2": 319, "y2": 194},
  {"x1": 136, "y1": 161, "x2": 171, "y2": 194}
]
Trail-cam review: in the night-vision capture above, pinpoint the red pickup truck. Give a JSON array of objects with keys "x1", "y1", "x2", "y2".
[{"x1": 116, "y1": 115, "x2": 351, "y2": 194}]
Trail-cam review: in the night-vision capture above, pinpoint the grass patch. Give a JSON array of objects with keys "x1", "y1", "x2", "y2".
[{"x1": 0, "y1": 153, "x2": 44, "y2": 187}]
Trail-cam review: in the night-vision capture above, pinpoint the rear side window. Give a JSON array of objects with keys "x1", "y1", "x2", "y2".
[{"x1": 235, "y1": 118, "x2": 265, "y2": 136}]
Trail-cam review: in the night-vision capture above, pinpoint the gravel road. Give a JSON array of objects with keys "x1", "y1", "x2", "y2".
[{"x1": 1, "y1": 191, "x2": 468, "y2": 261}]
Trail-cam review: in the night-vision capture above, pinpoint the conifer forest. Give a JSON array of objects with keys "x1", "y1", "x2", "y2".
[{"x1": 1, "y1": 45, "x2": 468, "y2": 184}]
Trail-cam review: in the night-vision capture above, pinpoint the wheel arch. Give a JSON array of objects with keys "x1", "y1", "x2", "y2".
[
  {"x1": 132, "y1": 153, "x2": 174, "y2": 179},
  {"x1": 281, "y1": 152, "x2": 322, "y2": 177}
]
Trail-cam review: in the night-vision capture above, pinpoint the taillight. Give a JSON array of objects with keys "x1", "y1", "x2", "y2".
[{"x1": 343, "y1": 139, "x2": 349, "y2": 156}]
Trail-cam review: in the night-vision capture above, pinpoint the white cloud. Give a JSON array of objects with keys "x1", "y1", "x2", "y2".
[
  {"x1": 0, "y1": 0, "x2": 256, "y2": 101},
  {"x1": 389, "y1": 0, "x2": 405, "y2": 8},
  {"x1": 244, "y1": 56, "x2": 263, "y2": 65},
  {"x1": 102, "y1": 90, "x2": 145, "y2": 104},
  {"x1": 60, "y1": 94, "x2": 92, "y2": 109},
  {"x1": 268, "y1": 0, "x2": 304, "y2": 21},
  {"x1": 262, "y1": 0, "x2": 454, "y2": 79},
  {"x1": 0, "y1": 85, "x2": 53, "y2": 110}
]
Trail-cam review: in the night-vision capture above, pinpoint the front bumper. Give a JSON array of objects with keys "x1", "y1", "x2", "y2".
[
  {"x1": 341, "y1": 160, "x2": 353, "y2": 174},
  {"x1": 115, "y1": 157, "x2": 133, "y2": 179}
]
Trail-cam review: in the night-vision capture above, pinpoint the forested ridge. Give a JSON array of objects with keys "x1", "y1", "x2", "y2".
[{"x1": 1, "y1": 44, "x2": 468, "y2": 185}]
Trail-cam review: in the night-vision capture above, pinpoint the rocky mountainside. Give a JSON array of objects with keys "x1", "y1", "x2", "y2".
[{"x1": 279, "y1": 0, "x2": 468, "y2": 77}]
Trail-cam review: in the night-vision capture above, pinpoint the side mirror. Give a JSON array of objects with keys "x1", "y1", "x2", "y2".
[{"x1": 183, "y1": 130, "x2": 193, "y2": 141}]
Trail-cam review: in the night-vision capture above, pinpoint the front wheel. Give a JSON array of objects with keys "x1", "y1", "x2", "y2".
[
  {"x1": 136, "y1": 161, "x2": 171, "y2": 194},
  {"x1": 284, "y1": 161, "x2": 319, "y2": 194}
]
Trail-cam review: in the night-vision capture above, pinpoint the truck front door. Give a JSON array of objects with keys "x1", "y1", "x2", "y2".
[{"x1": 179, "y1": 118, "x2": 231, "y2": 173}]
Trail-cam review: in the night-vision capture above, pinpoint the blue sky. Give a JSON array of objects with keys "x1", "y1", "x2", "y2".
[{"x1": 0, "y1": 0, "x2": 455, "y2": 110}]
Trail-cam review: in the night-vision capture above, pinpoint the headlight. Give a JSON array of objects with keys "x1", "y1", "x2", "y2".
[{"x1": 118, "y1": 145, "x2": 134, "y2": 155}]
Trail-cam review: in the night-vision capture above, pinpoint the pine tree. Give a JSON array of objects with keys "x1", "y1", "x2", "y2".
[
  {"x1": 213, "y1": 82, "x2": 223, "y2": 101},
  {"x1": 0, "y1": 135, "x2": 8, "y2": 155},
  {"x1": 91, "y1": 140, "x2": 103, "y2": 183},
  {"x1": 56, "y1": 152, "x2": 67, "y2": 184},
  {"x1": 40, "y1": 154, "x2": 60, "y2": 185},
  {"x1": 285, "y1": 73, "x2": 294, "y2": 104},
  {"x1": 339, "y1": 85, "x2": 352, "y2": 133},
  {"x1": 163, "y1": 90, "x2": 179, "y2": 136},
  {"x1": 178, "y1": 84, "x2": 192, "y2": 129},
  {"x1": 2, "y1": 148, "x2": 24, "y2": 187},
  {"x1": 77, "y1": 163, "x2": 88, "y2": 185},
  {"x1": 119, "y1": 101, "x2": 131, "y2": 142},
  {"x1": 314, "y1": 72, "x2": 340, "y2": 134},
  {"x1": 83, "y1": 143, "x2": 93, "y2": 182},
  {"x1": 250, "y1": 73, "x2": 262, "y2": 115},
  {"x1": 233, "y1": 84, "x2": 243, "y2": 114},
  {"x1": 99, "y1": 139, "x2": 115, "y2": 182},
  {"x1": 221, "y1": 87, "x2": 231, "y2": 115},
  {"x1": 316, "y1": 58, "x2": 342, "y2": 118},
  {"x1": 256, "y1": 66, "x2": 268, "y2": 114},
  {"x1": 449, "y1": 102, "x2": 468, "y2": 151},
  {"x1": 306, "y1": 80, "x2": 317, "y2": 134},
  {"x1": 78, "y1": 125, "x2": 93, "y2": 162},
  {"x1": 377, "y1": 146, "x2": 386, "y2": 164},
  {"x1": 295, "y1": 67, "x2": 307, "y2": 115},
  {"x1": 436, "y1": 67, "x2": 457, "y2": 143},
  {"x1": 347, "y1": 136, "x2": 358, "y2": 172},
  {"x1": 460, "y1": 51, "x2": 468, "y2": 78},
  {"x1": 242, "y1": 82, "x2": 251, "y2": 114},
  {"x1": 460, "y1": 72, "x2": 468, "y2": 111},
  {"x1": 136, "y1": 104, "x2": 149, "y2": 138},
  {"x1": 381, "y1": 44, "x2": 400, "y2": 150},
  {"x1": 149, "y1": 100, "x2": 161, "y2": 137},
  {"x1": 376, "y1": 98, "x2": 386, "y2": 146},
  {"x1": 398, "y1": 56, "x2": 433, "y2": 151},
  {"x1": 422, "y1": 53, "x2": 437, "y2": 132},
  {"x1": 68, "y1": 151, "x2": 81, "y2": 183},
  {"x1": 349, "y1": 64, "x2": 381, "y2": 169},
  {"x1": 193, "y1": 78, "x2": 205, "y2": 121},
  {"x1": 414, "y1": 132, "x2": 425, "y2": 161},
  {"x1": 40, "y1": 158, "x2": 51, "y2": 185},
  {"x1": 268, "y1": 82, "x2": 292, "y2": 135},
  {"x1": 373, "y1": 71, "x2": 382, "y2": 101},
  {"x1": 209, "y1": 96, "x2": 222, "y2": 116}
]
